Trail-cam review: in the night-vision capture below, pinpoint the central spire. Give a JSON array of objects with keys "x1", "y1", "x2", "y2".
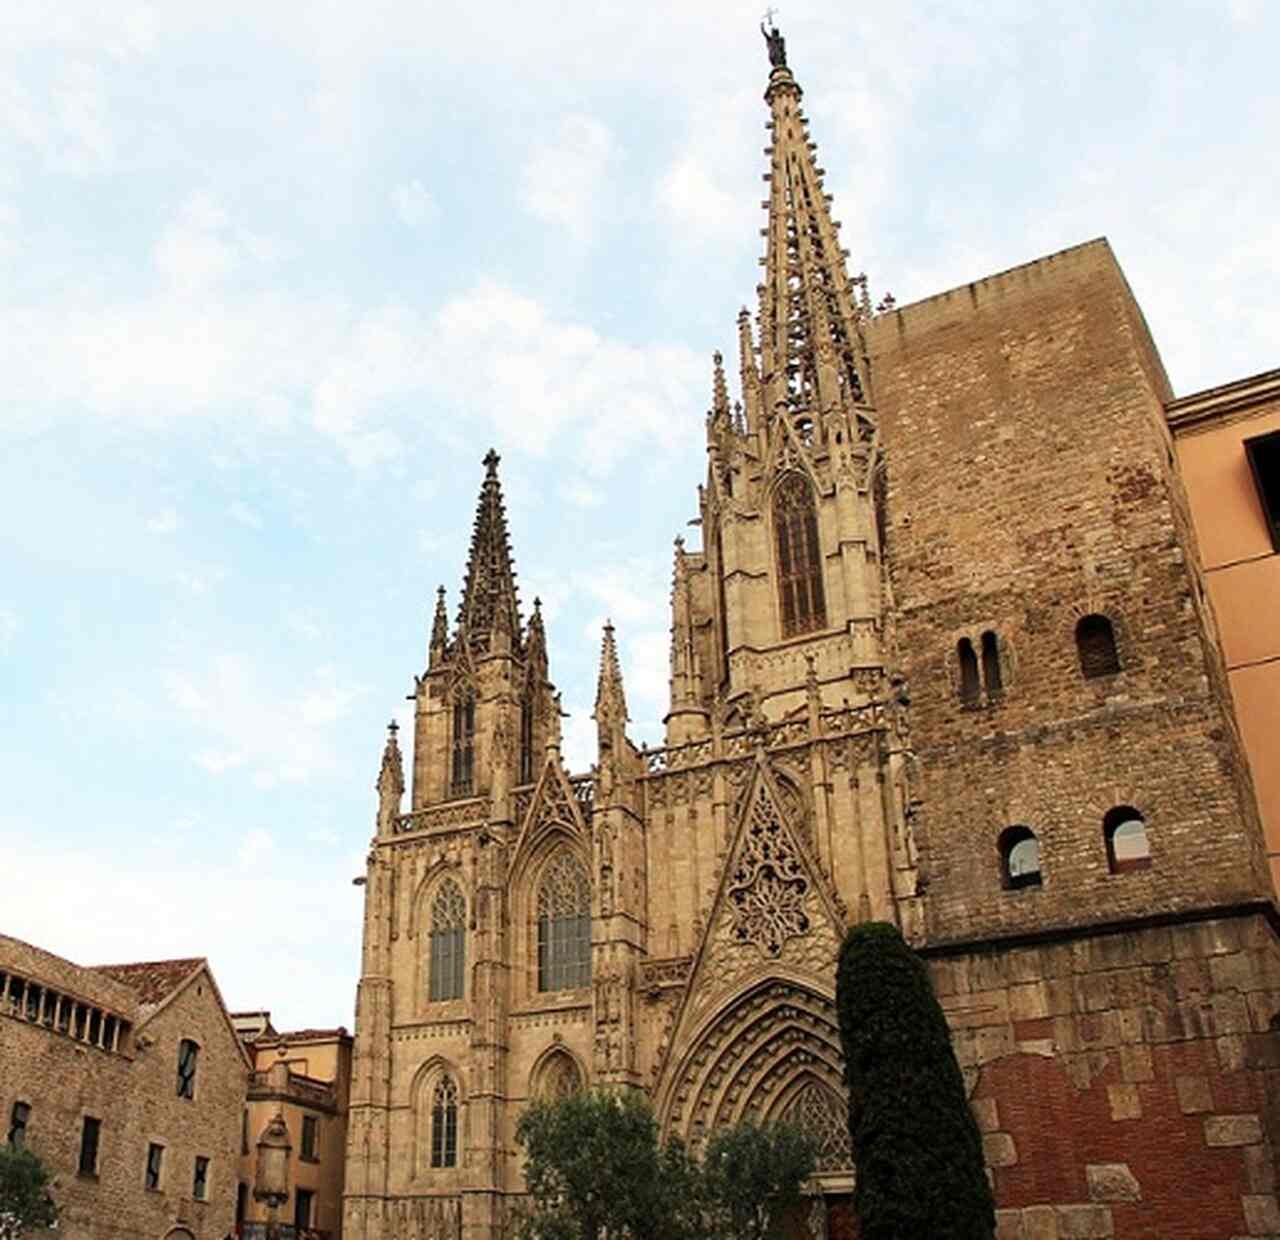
[
  {"x1": 456, "y1": 449, "x2": 521, "y2": 652},
  {"x1": 757, "y1": 23, "x2": 872, "y2": 431}
]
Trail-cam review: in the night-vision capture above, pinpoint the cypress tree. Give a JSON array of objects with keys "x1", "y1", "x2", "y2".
[{"x1": 835, "y1": 922, "x2": 995, "y2": 1240}]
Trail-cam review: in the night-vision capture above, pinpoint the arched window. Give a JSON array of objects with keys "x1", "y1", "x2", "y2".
[
  {"x1": 430, "y1": 1076, "x2": 459, "y2": 1168},
  {"x1": 536, "y1": 852, "x2": 591, "y2": 992},
  {"x1": 450, "y1": 686, "x2": 476, "y2": 795},
  {"x1": 999, "y1": 826, "x2": 1042, "y2": 890},
  {"x1": 981, "y1": 630, "x2": 1003, "y2": 696},
  {"x1": 429, "y1": 880, "x2": 466, "y2": 1002},
  {"x1": 1076, "y1": 614, "x2": 1120, "y2": 679},
  {"x1": 519, "y1": 693, "x2": 535, "y2": 785},
  {"x1": 1104, "y1": 807, "x2": 1151, "y2": 874},
  {"x1": 535, "y1": 1050, "x2": 583, "y2": 1101},
  {"x1": 957, "y1": 638, "x2": 980, "y2": 705},
  {"x1": 782, "y1": 1081, "x2": 853, "y2": 1172},
  {"x1": 773, "y1": 473, "x2": 827, "y2": 638},
  {"x1": 177, "y1": 1039, "x2": 199, "y2": 1099}
]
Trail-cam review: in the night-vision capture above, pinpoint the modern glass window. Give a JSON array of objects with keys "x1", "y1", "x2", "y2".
[
  {"x1": 774, "y1": 473, "x2": 827, "y2": 637},
  {"x1": 430, "y1": 1076, "x2": 459, "y2": 1169},
  {"x1": 429, "y1": 880, "x2": 467, "y2": 1002},
  {"x1": 7, "y1": 1101, "x2": 30, "y2": 1147},
  {"x1": 78, "y1": 1117, "x2": 101, "y2": 1176},
  {"x1": 536, "y1": 852, "x2": 591, "y2": 992},
  {"x1": 301, "y1": 1114, "x2": 319, "y2": 1162},
  {"x1": 145, "y1": 1143, "x2": 164, "y2": 1191},
  {"x1": 1000, "y1": 825, "x2": 1042, "y2": 890},
  {"x1": 193, "y1": 1155, "x2": 209, "y2": 1201},
  {"x1": 177, "y1": 1038, "x2": 199, "y2": 1099},
  {"x1": 451, "y1": 687, "x2": 476, "y2": 795},
  {"x1": 1245, "y1": 430, "x2": 1280, "y2": 551}
]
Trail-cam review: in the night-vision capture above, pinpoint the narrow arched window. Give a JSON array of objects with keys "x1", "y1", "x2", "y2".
[
  {"x1": 450, "y1": 686, "x2": 476, "y2": 795},
  {"x1": 429, "y1": 880, "x2": 466, "y2": 1002},
  {"x1": 1076, "y1": 615, "x2": 1120, "y2": 679},
  {"x1": 1104, "y1": 807, "x2": 1151, "y2": 874},
  {"x1": 537, "y1": 852, "x2": 591, "y2": 992},
  {"x1": 957, "y1": 638, "x2": 980, "y2": 705},
  {"x1": 981, "y1": 631, "x2": 1003, "y2": 696},
  {"x1": 536, "y1": 1051, "x2": 583, "y2": 1101},
  {"x1": 774, "y1": 473, "x2": 827, "y2": 638},
  {"x1": 430, "y1": 1076, "x2": 459, "y2": 1168},
  {"x1": 177, "y1": 1039, "x2": 199, "y2": 1099},
  {"x1": 519, "y1": 694, "x2": 535, "y2": 785},
  {"x1": 999, "y1": 826, "x2": 1042, "y2": 890}
]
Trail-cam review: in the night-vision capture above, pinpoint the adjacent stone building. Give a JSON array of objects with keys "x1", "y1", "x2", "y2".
[
  {"x1": 1167, "y1": 367, "x2": 1280, "y2": 891},
  {"x1": 233, "y1": 1012, "x2": 353, "y2": 1238},
  {"x1": 344, "y1": 29, "x2": 1280, "y2": 1240},
  {"x1": 0, "y1": 934, "x2": 249, "y2": 1239}
]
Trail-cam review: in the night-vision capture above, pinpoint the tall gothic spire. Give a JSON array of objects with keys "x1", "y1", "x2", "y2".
[
  {"x1": 757, "y1": 23, "x2": 872, "y2": 426},
  {"x1": 456, "y1": 449, "x2": 521, "y2": 652},
  {"x1": 593, "y1": 620, "x2": 629, "y2": 735}
]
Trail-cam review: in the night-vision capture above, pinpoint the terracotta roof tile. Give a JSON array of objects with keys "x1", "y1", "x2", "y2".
[{"x1": 93, "y1": 958, "x2": 205, "y2": 1007}]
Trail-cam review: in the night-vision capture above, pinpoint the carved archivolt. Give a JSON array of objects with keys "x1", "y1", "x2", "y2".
[{"x1": 657, "y1": 977, "x2": 847, "y2": 1171}]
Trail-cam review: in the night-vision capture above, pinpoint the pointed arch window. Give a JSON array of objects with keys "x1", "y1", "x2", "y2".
[
  {"x1": 535, "y1": 1050, "x2": 583, "y2": 1101},
  {"x1": 519, "y1": 693, "x2": 535, "y2": 785},
  {"x1": 783, "y1": 1082, "x2": 853, "y2": 1172},
  {"x1": 450, "y1": 685, "x2": 476, "y2": 796},
  {"x1": 429, "y1": 880, "x2": 466, "y2": 1002},
  {"x1": 429, "y1": 1076, "x2": 459, "y2": 1169},
  {"x1": 774, "y1": 473, "x2": 826, "y2": 638},
  {"x1": 536, "y1": 852, "x2": 591, "y2": 993}
]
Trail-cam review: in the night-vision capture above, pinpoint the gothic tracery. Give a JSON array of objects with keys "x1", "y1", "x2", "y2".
[{"x1": 728, "y1": 778, "x2": 811, "y2": 958}]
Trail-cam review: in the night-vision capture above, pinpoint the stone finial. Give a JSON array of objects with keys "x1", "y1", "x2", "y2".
[{"x1": 376, "y1": 719, "x2": 404, "y2": 836}]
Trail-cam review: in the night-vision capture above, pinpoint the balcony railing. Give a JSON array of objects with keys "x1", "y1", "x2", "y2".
[{"x1": 238, "y1": 1225, "x2": 330, "y2": 1240}]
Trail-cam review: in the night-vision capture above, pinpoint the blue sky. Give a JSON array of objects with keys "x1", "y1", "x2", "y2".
[{"x1": 2, "y1": 1, "x2": 1277, "y2": 1030}]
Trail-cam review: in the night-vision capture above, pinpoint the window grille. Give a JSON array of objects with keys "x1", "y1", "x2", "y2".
[
  {"x1": 536, "y1": 852, "x2": 591, "y2": 992},
  {"x1": 430, "y1": 1076, "x2": 459, "y2": 1168},
  {"x1": 783, "y1": 1083, "x2": 853, "y2": 1172},
  {"x1": 774, "y1": 473, "x2": 827, "y2": 637},
  {"x1": 429, "y1": 880, "x2": 467, "y2": 1002},
  {"x1": 177, "y1": 1039, "x2": 199, "y2": 1099}
]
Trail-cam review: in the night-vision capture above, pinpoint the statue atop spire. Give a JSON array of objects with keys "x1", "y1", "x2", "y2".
[
  {"x1": 761, "y1": 14, "x2": 787, "y2": 68},
  {"x1": 456, "y1": 450, "x2": 522, "y2": 653},
  {"x1": 376, "y1": 719, "x2": 404, "y2": 836}
]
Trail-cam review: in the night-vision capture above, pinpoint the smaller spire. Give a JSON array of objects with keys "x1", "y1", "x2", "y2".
[
  {"x1": 376, "y1": 720, "x2": 404, "y2": 836},
  {"x1": 711, "y1": 350, "x2": 731, "y2": 422},
  {"x1": 429, "y1": 586, "x2": 448, "y2": 665},
  {"x1": 738, "y1": 307, "x2": 762, "y2": 435},
  {"x1": 456, "y1": 450, "x2": 522, "y2": 652},
  {"x1": 594, "y1": 619, "x2": 630, "y2": 734}
]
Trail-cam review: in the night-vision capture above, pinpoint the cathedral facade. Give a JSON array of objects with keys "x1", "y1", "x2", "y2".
[{"x1": 344, "y1": 35, "x2": 1279, "y2": 1240}]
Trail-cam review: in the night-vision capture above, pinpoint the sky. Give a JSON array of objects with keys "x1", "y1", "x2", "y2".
[{"x1": 2, "y1": 0, "x2": 1277, "y2": 1031}]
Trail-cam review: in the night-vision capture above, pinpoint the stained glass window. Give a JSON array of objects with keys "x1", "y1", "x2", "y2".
[
  {"x1": 430, "y1": 1076, "x2": 459, "y2": 1169},
  {"x1": 537, "y1": 853, "x2": 591, "y2": 992},
  {"x1": 429, "y1": 880, "x2": 467, "y2": 1002},
  {"x1": 774, "y1": 473, "x2": 826, "y2": 637}
]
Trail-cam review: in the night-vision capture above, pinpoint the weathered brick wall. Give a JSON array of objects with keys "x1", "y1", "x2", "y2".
[
  {"x1": 869, "y1": 239, "x2": 1270, "y2": 945},
  {"x1": 928, "y1": 912, "x2": 1280, "y2": 1239}
]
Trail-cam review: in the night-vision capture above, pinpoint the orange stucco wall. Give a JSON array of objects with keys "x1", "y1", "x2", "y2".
[{"x1": 1173, "y1": 395, "x2": 1280, "y2": 892}]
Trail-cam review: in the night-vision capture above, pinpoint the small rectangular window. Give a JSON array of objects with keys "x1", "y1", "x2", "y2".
[
  {"x1": 177, "y1": 1039, "x2": 199, "y2": 1099},
  {"x1": 8, "y1": 1101, "x2": 31, "y2": 1147},
  {"x1": 79, "y1": 1117, "x2": 101, "y2": 1176},
  {"x1": 295, "y1": 1187, "x2": 315, "y2": 1228},
  {"x1": 193, "y1": 1155, "x2": 209, "y2": 1201},
  {"x1": 1246, "y1": 431, "x2": 1280, "y2": 551},
  {"x1": 241, "y1": 1109, "x2": 250, "y2": 1156},
  {"x1": 145, "y1": 1142, "x2": 164, "y2": 1191},
  {"x1": 301, "y1": 1114, "x2": 319, "y2": 1162}
]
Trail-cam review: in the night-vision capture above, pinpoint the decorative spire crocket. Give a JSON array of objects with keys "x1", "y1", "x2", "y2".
[{"x1": 456, "y1": 449, "x2": 522, "y2": 653}]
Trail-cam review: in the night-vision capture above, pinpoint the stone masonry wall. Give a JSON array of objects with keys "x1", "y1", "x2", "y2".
[
  {"x1": 869, "y1": 239, "x2": 1269, "y2": 945},
  {"x1": 928, "y1": 911, "x2": 1280, "y2": 1240}
]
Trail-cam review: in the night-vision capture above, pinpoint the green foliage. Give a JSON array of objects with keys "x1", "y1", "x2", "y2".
[
  {"x1": 514, "y1": 1091, "x2": 814, "y2": 1240},
  {"x1": 702, "y1": 1120, "x2": 815, "y2": 1240},
  {"x1": 0, "y1": 1145, "x2": 59, "y2": 1239},
  {"x1": 836, "y1": 922, "x2": 996, "y2": 1240},
  {"x1": 514, "y1": 1089, "x2": 700, "y2": 1240}
]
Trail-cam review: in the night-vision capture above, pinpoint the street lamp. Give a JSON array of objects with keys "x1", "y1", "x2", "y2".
[{"x1": 254, "y1": 1110, "x2": 292, "y2": 1239}]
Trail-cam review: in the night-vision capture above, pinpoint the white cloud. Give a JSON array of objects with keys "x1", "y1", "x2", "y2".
[
  {"x1": 228, "y1": 500, "x2": 262, "y2": 528},
  {"x1": 558, "y1": 482, "x2": 603, "y2": 508},
  {"x1": 152, "y1": 192, "x2": 275, "y2": 294},
  {"x1": 164, "y1": 655, "x2": 366, "y2": 786},
  {"x1": 392, "y1": 178, "x2": 436, "y2": 227},
  {"x1": 521, "y1": 114, "x2": 618, "y2": 238},
  {"x1": 146, "y1": 507, "x2": 179, "y2": 534}
]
